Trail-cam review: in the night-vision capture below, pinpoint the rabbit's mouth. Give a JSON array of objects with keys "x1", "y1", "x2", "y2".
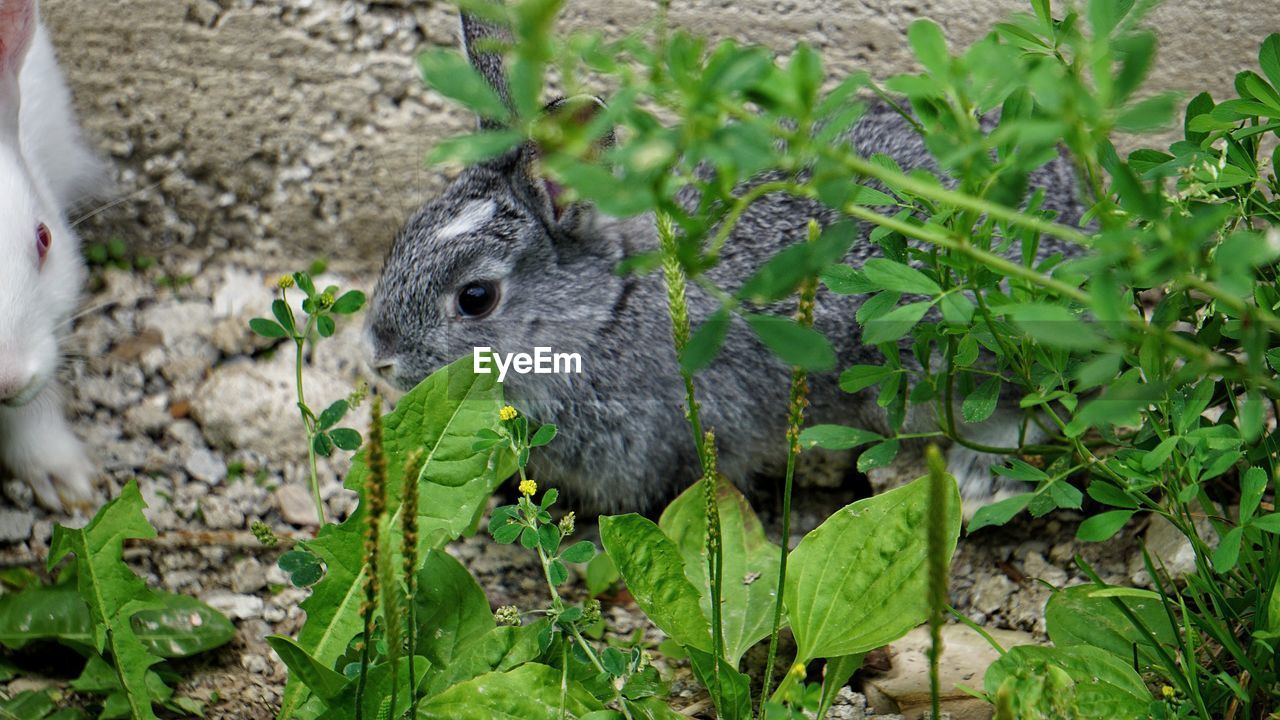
[{"x1": 0, "y1": 374, "x2": 44, "y2": 408}]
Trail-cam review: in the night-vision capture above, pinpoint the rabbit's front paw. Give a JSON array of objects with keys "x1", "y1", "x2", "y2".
[{"x1": 0, "y1": 390, "x2": 94, "y2": 511}]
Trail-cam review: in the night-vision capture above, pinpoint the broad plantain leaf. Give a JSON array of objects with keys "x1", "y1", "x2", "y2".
[
  {"x1": 659, "y1": 481, "x2": 781, "y2": 666},
  {"x1": 418, "y1": 663, "x2": 604, "y2": 719},
  {"x1": 984, "y1": 645, "x2": 1150, "y2": 719},
  {"x1": 599, "y1": 515, "x2": 712, "y2": 653},
  {"x1": 785, "y1": 475, "x2": 961, "y2": 662}
]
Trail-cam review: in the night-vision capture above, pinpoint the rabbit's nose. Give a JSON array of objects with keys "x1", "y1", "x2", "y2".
[{"x1": 0, "y1": 362, "x2": 36, "y2": 406}]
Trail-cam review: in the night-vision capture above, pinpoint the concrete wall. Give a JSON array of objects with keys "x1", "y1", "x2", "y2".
[{"x1": 43, "y1": 0, "x2": 1277, "y2": 268}]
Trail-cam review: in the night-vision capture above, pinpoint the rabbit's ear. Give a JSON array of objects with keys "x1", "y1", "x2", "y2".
[
  {"x1": 528, "y1": 95, "x2": 616, "y2": 218},
  {"x1": 460, "y1": 6, "x2": 513, "y2": 131},
  {"x1": 0, "y1": 0, "x2": 35, "y2": 102}
]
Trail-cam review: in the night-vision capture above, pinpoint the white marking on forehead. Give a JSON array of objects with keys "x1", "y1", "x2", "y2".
[{"x1": 436, "y1": 200, "x2": 496, "y2": 241}]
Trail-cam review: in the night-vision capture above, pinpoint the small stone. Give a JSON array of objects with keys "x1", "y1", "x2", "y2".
[
  {"x1": 276, "y1": 484, "x2": 319, "y2": 526},
  {"x1": 970, "y1": 574, "x2": 1016, "y2": 617},
  {"x1": 186, "y1": 448, "x2": 228, "y2": 484},
  {"x1": 1022, "y1": 552, "x2": 1067, "y2": 587},
  {"x1": 230, "y1": 558, "x2": 268, "y2": 594},
  {"x1": 2, "y1": 480, "x2": 33, "y2": 509},
  {"x1": 0, "y1": 509, "x2": 34, "y2": 543},
  {"x1": 1138, "y1": 512, "x2": 1218, "y2": 580},
  {"x1": 204, "y1": 591, "x2": 265, "y2": 620},
  {"x1": 199, "y1": 496, "x2": 244, "y2": 529},
  {"x1": 241, "y1": 653, "x2": 271, "y2": 675},
  {"x1": 863, "y1": 625, "x2": 1039, "y2": 720},
  {"x1": 123, "y1": 395, "x2": 171, "y2": 436}
]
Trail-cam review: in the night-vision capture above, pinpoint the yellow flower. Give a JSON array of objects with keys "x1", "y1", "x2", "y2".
[
  {"x1": 1161, "y1": 685, "x2": 1175, "y2": 699},
  {"x1": 519, "y1": 479, "x2": 537, "y2": 496},
  {"x1": 499, "y1": 405, "x2": 518, "y2": 421},
  {"x1": 277, "y1": 275, "x2": 295, "y2": 289}
]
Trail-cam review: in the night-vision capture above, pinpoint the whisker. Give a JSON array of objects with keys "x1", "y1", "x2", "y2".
[{"x1": 70, "y1": 179, "x2": 166, "y2": 229}]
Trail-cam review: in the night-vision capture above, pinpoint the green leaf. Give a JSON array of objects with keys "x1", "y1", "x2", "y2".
[
  {"x1": 862, "y1": 301, "x2": 932, "y2": 345},
  {"x1": 278, "y1": 550, "x2": 325, "y2": 587},
  {"x1": 861, "y1": 259, "x2": 941, "y2": 295},
  {"x1": 908, "y1": 19, "x2": 949, "y2": 76},
  {"x1": 0, "y1": 587, "x2": 233, "y2": 659},
  {"x1": 418, "y1": 49, "x2": 511, "y2": 121},
  {"x1": 967, "y1": 493, "x2": 1032, "y2": 532},
  {"x1": 585, "y1": 553, "x2": 620, "y2": 597},
  {"x1": 278, "y1": 357, "x2": 514, "y2": 718},
  {"x1": 271, "y1": 299, "x2": 295, "y2": 335},
  {"x1": 316, "y1": 315, "x2": 336, "y2": 338},
  {"x1": 1076, "y1": 510, "x2": 1135, "y2": 542},
  {"x1": 266, "y1": 635, "x2": 349, "y2": 701},
  {"x1": 686, "y1": 647, "x2": 752, "y2": 720},
  {"x1": 939, "y1": 292, "x2": 975, "y2": 325},
  {"x1": 1241, "y1": 467, "x2": 1267, "y2": 523},
  {"x1": 659, "y1": 481, "x2": 782, "y2": 666},
  {"x1": 330, "y1": 290, "x2": 366, "y2": 315},
  {"x1": 1253, "y1": 514, "x2": 1280, "y2": 533},
  {"x1": 745, "y1": 314, "x2": 836, "y2": 371},
  {"x1": 249, "y1": 318, "x2": 288, "y2": 339},
  {"x1": 798, "y1": 425, "x2": 883, "y2": 450},
  {"x1": 984, "y1": 645, "x2": 1150, "y2": 719},
  {"x1": 961, "y1": 379, "x2": 1001, "y2": 424},
  {"x1": 415, "y1": 549, "x2": 496, "y2": 667},
  {"x1": 1213, "y1": 526, "x2": 1243, "y2": 572},
  {"x1": 856, "y1": 440, "x2": 900, "y2": 472},
  {"x1": 1116, "y1": 93, "x2": 1178, "y2": 132},
  {"x1": 430, "y1": 130, "x2": 526, "y2": 165},
  {"x1": 736, "y1": 223, "x2": 857, "y2": 304},
  {"x1": 317, "y1": 400, "x2": 349, "y2": 431},
  {"x1": 561, "y1": 541, "x2": 596, "y2": 564},
  {"x1": 329, "y1": 428, "x2": 362, "y2": 451},
  {"x1": 786, "y1": 474, "x2": 961, "y2": 662},
  {"x1": 423, "y1": 620, "x2": 551, "y2": 696},
  {"x1": 680, "y1": 309, "x2": 730, "y2": 373},
  {"x1": 599, "y1": 515, "x2": 712, "y2": 653},
  {"x1": 821, "y1": 265, "x2": 876, "y2": 294},
  {"x1": 1141, "y1": 436, "x2": 1180, "y2": 471},
  {"x1": 1260, "y1": 34, "x2": 1280, "y2": 91},
  {"x1": 839, "y1": 365, "x2": 897, "y2": 394},
  {"x1": 529, "y1": 423, "x2": 557, "y2": 448},
  {"x1": 418, "y1": 663, "x2": 605, "y2": 720},
  {"x1": 1045, "y1": 585, "x2": 1178, "y2": 674},
  {"x1": 1005, "y1": 304, "x2": 1102, "y2": 349},
  {"x1": 48, "y1": 480, "x2": 162, "y2": 720}
]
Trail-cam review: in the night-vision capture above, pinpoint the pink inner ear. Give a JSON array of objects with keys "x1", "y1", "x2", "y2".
[
  {"x1": 543, "y1": 178, "x2": 566, "y2": 220},
  {"x1": 0, "y1": 0, "x2": 37, "y2": 78}
]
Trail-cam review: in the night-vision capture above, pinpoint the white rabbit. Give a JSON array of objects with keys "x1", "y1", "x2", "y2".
[{"x1": 0, "y1": 0, "x2": 103, "y2": 510}]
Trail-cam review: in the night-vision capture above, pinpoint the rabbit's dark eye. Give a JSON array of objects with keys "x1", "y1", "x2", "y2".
[{"x1": 457, "y1": 281, "x2": 499, "y2": 318}]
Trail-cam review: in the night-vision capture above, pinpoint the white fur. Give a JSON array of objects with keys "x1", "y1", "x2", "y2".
[
  {"x1": 0, "y1": 3, "x2": 102, "y2": 510},
  {"x1": 435, "y1": 199, "x2": 496, "y2": 241}
]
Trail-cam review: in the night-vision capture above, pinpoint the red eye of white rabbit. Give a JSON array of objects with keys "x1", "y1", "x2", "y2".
[{"x1": 35, "y1": 223, "x2": 51, "y2": 268}]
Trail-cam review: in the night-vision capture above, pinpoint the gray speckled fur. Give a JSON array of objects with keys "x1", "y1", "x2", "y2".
[{"x1": 365, "y1": 10, "x2": 1084, "y2": 515}]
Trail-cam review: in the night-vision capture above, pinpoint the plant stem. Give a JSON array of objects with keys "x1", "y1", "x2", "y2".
[
  {"x1": 761, "y1": 225, "x2": 819, "y2": 712},
  {"x1": 924, "y1": 445, "x2": 950, "y2": 720},
  {"x1": 292, "y1": 315, "x2": 326, "y2": 525}
]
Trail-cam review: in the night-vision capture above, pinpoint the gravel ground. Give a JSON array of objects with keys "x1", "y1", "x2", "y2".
[{"x1": 0, "y1": 252, "x2": 1147, "y2": 718}]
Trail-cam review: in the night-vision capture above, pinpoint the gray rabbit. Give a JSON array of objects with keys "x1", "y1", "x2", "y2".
[{"x1": 364, "y1": 8, "x2": 1084, "y2": 515}]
